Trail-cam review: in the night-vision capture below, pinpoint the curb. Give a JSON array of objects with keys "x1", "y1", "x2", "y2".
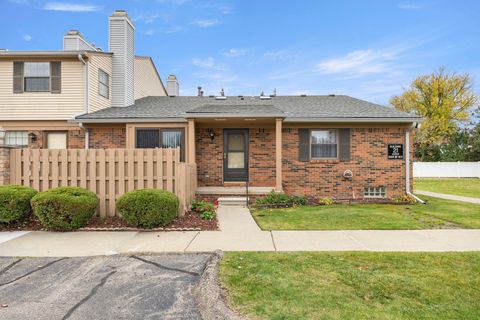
[{"x1": 194, "y1": 250, "x2": 245, "y2": 320}]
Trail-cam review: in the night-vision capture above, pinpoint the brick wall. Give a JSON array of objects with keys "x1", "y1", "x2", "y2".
[
  {"x1": 196, "y1": 126, "x2": 412, "y2": 199},
  {"x1": 196, "y1": 127, "x2": 276, "y2": 187},
  {"x1": 26, "y1": 127, "x2": 125, "y2": 149},
  {"x1": 88, "y1": 127, "x2": 126, "y2": 148},
  {"x1": 282, "y1": 127, "x2": 412, "y2": 199}
]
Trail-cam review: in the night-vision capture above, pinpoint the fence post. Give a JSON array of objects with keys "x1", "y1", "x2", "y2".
[{"x1": 0, "y1": 146, "x2": 11, "y2": 186}]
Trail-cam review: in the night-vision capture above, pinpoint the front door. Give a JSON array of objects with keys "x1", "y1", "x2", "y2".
[{"x1": 224, "y1": 129, "x2": 248, "y2": 182}]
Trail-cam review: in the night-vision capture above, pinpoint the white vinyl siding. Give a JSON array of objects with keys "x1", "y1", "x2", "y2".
[
  {"x1": 0, "y1": 60, "x2": 84, "y2": 120},
  {"x1": 87, "y1": 53, "x2": 112, "y2": 113},
  {"x1": 134, "y1": 57, "x2": 167, "y2": 99}
]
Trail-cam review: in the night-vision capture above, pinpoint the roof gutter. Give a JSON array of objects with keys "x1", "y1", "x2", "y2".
[
  {"x1": 284, "y1": 117, "x2": 423, "y2": 123},
  {"x1": 70, "y1": 117, "x2": 188, "y2": 123},
  {"x1": 405, "y1": 124, "x2": 425, "y2": 204}
]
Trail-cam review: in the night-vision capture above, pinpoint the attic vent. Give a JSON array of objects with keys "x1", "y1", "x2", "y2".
[
  {"x1": 300, "y1": 94, "x2": 307, "y2": 97},
  {"x1": 260, "y1": 96, "x2": 271, "y2": 100},
  {"x1": 215, "y1": 96, "x2": 227, "y2": 100},
  {"x1": 329, "y1": 94, "x2": 335, "y2": 97}
]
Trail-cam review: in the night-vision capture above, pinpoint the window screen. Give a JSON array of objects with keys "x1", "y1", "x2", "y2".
[
  {"x1": 311, "y1": 130, "x2": 338, "y2": 158},
  {"x1": 136, "y1": 129, "x2": 160, "y2": 148},
  {"x1": 24, "y1": 62, "x2": 50, "y2": 92},
  {"x1": 5, "y1": 131, "x2": 28, "y2": 146}
]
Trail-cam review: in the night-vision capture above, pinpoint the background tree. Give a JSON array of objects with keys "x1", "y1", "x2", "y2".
[{"x1": 390, "y1": 67, "x2": 478, "y2": 160}]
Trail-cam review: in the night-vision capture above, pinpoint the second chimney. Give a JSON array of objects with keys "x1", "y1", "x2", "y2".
[
  {"x1": 109, "y1": 10, "x2": 135, "y2": 107},
  {"x1": 167, "y1": 75, "x2": 179, "y2": 96}
]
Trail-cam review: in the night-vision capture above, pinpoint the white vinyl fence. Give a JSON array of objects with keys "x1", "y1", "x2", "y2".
[{"x1": 413, "y1": 162, "x2": 480, "y2": 178}]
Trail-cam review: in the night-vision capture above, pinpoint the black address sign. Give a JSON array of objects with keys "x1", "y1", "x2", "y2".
[{"x1": 388, "y1": 144, "x2": 404, "y2": 159}]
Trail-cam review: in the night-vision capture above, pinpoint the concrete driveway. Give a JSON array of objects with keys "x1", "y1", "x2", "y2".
[{"x1": 0, "y1": 254, "x2": 212, "y2": 320}]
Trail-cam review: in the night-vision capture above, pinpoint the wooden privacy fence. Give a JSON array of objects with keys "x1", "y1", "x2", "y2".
[{"x1": 9, "y1": 148, "x2": 197, "y2": 217}]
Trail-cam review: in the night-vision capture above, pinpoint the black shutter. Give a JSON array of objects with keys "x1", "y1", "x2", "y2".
[
  {"x1": 136, "y1": 129, "x2": 160, "y2": 148},
  {"x1": 13, "y1": 62, "x2": 24, "y2": 93},
  {"x1": 50, "y1": 62, "x2": 61, "y2": 93},
  {"x1": 339, "y1": 128, "x2": 351, "y2": 161},
  {"x1": 299, "y1": 129, "x2": 310, "y2": 161}
]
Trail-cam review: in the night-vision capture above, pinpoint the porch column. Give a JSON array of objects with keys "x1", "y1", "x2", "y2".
[
  {"x1": 275, "y1": 118, "x2": 283, "y2": 192},
  {"x1": 187, "y1": 119, "x2": 196, "y2": 164}
]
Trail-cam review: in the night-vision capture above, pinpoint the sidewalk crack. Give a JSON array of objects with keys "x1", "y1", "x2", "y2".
[
  {"x1": 270, "y1": 231, "x2": 277, "y2": 251},
  {"x1": 61, "y1": 269, "x2": 117, "y2": 320},
  {"x1": 184, "y1": 231, "x2": 200, "y2": 252}
]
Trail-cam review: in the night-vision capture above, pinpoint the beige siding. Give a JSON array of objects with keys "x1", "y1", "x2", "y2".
[
  {"x1": 0, "y1": 59, "x2": 84, "y2": 120},
  {"x1": 135, "y1": 57, "x2": 167, "y2": 99},
  {"x1": 87, "y1": 53, "x2": 113, "y2": 113}
]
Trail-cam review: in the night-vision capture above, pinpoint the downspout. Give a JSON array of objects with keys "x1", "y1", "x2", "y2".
[
  {"x1": 78, "y1": 54, "x2": 89, "y2": 149},
  {"x1": 405, "y1": 125, "x2": 425, "y2": 204}
]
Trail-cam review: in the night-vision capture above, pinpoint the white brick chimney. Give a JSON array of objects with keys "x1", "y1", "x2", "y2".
[
  {"x1": 109, "y1": 10, "x2": 135, "y2": 107},
  {"x1": 166, "y1": 75, "x2": 179, "y2": 96},
  {"x1": 63, "y1": 30, "x2": 98, "y2": 51}
]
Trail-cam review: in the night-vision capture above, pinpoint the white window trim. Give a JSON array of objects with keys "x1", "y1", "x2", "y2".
[{"x1": 310, "y1": 129, "x2": 339, "y2": 160}]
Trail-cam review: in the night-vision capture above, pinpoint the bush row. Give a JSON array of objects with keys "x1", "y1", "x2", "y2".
[{"x1": 0, "y1": 185, "x2": 181, "y2": 231}]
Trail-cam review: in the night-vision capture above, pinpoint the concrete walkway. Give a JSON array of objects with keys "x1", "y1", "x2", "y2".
[
  {"x1": 416, "y1": 190, "x2": 480, "y2": 204},
  {"x1": 1, "y1": 205, "x2": 480, "y2": 257}
]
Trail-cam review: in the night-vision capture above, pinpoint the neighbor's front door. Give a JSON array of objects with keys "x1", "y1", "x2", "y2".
[{"x1": 223, "y1": 129, "x2": 248, "y2": 182}]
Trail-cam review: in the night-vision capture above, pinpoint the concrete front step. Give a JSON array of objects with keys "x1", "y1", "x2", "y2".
[{"x1": 217, "y1": 197, "x2": 249, "y2": 206}]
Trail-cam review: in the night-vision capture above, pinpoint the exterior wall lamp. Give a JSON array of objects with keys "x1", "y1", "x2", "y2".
[
  {"x1": 28, "y1": 132, "x2": 37, "y2": 143},
  {"x1": 207, "y1": 128, "x2": 215, "y2": 141}
]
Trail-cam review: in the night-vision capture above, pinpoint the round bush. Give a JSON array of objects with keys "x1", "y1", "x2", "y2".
[
  {"x1": 0, "y1": 185, "x2": 38, "y2": 223},
  {"x1": 31, "y1": 186, "x2": 99, "y2": 231},
  {"x1": 116, "y1": 189, "x2": 179, "y2": 228}
]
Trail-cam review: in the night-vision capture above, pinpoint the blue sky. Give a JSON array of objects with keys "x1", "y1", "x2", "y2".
[{"x1": 1, "y1": 0, "x2": 479, "y2": 104}]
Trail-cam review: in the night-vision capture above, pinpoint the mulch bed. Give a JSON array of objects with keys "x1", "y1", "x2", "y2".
[{"x1": 0, "y1": 210, "x2": 219, "y2": 232}]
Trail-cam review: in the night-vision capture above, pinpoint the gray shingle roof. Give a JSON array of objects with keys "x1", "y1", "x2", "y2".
[{"x1": 75, "y1": 95, "x2": 421, "y2": 122}]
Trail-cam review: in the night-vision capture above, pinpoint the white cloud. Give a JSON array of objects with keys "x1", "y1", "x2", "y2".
[
  {"x1": 225, "y1": 48, "x2": 246, "y2": 58},
  {"x1": 317, "y1": 49, "x2": 397, "y2": 76},
  {"x1": 165, "y1": 26, "x2": 183, "y2": 34},
  {"x1": 22, "y1": 34, "x2": 32, "y2": 42},
  {"x1": 145, "y1": 29, "x2": 155, "y2": 36},
  {"x1": 43, "y1": 2, "x2": 100, "y2": 12},
  {"x1": 133, "y1": 14, "x2": 161, "y2": 24},
  {"x1": 398, "y1": 2, "x2": 420, "y2": 10},
  {"x1": 263, "y1": 49, "x2": 293, "y2": 61},
  {"x1": 192, "y1": 57, "x2": 216, "y2": 69},
  {"x1": 189, "y1": 19, "x2": 220, "y2": 28}
]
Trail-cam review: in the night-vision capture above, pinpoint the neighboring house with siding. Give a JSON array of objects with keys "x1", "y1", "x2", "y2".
[
  {"x1": 0, "y1": 9, "x2": 422, "y2": 201},
  {"x1": 0, "y1": 10, "x2": 166, "y2": 149}
]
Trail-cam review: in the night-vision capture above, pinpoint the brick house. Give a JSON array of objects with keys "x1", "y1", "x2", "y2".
[{"x1": 0, "y1": 10, "x2": 422, "y2": 202}]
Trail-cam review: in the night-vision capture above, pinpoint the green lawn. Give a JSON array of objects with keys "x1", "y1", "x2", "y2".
[
  {"x1": 252, "y1": 196, "x2": 480, "y2": 230},
  {"x1": 415, "y1": 178, "x2": 480, "y2": 198},
  {"x1": 220, "y1": 252, "x2": 480, "y2": 320}
]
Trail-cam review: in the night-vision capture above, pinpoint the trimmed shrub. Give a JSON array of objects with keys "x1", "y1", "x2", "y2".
[
  {"x1": 116, "y1": 189, "x2": 179, "y2": 228},
  {"x1": 256, "y1": 191, "x2": 308, "y2": 207},
  {"x1": 0, "y1": 185, "x2": 38, "y2": 223},
  {"x1": 31, "y1": 187, "x2": 99, "y2": 231}
]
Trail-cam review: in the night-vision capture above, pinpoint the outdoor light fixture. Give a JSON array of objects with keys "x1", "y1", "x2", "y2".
[
  {"x1": 28, "y1": 132, "x2": 37, "y2": 143},
  {"x1": 207, "y1": 128, "x2": 215, "y2": 141}
]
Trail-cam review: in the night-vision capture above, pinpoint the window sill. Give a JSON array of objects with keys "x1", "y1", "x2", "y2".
[{"x1": 309, "y1": 159, "x2": 340, "y2": 164}]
